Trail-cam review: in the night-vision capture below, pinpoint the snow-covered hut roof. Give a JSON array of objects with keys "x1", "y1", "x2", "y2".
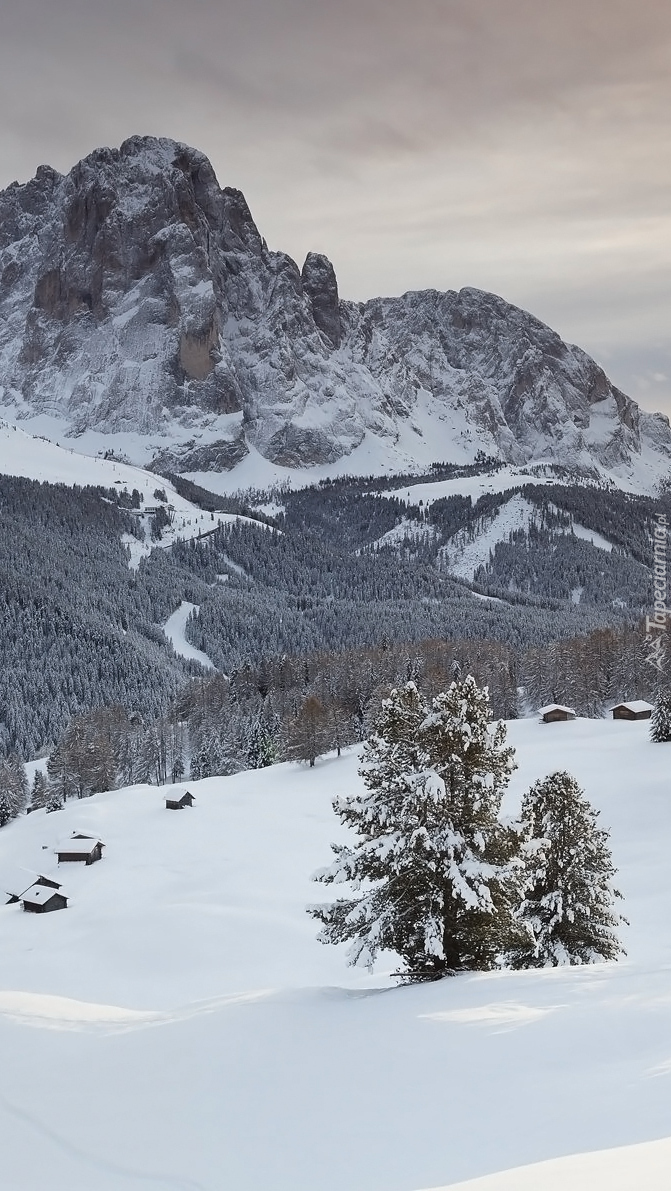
[
  {"x1": 21, "y1": 883, "x2": 67, "y2": 907},
  {"x1": 538, "y1": 704, "x2": 576, "y2": 717},
  {"x1": 611, "y1": 700, "x2": 654, "y2": 714},
  {"x1": 57, "y1": 836, "x2": 104, "y2": 855},
  {"x1": 35, "y1": 872, "x2": 63, "y2": 889}
]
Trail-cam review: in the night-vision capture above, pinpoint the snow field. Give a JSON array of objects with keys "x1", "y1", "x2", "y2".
[
  {"x1": 1, "y1": 410, "x2": 666, "y2": 506},
  {"x1": 0, "y1": 420, "x2": 269, "y2": 568},
  {"x1": 424, "y1": 1136, "x2": 671, "y2": 1191},
  {"x1": 0, "y1": 718, "x2": 670, "y2": 1189}
]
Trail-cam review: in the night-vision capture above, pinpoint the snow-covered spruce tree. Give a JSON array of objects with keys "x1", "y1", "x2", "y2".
[
  {"x1": 30, "y1": 769, "x2": 64, "y2": 814},
  {"x1": 509, "y1": 771, "x2": 625, "y2": 968},
  {"x1": 29, "y1": 770, "x2": 50, "y2": 811},
  {"x1": 247, "y1": 703, "x2": 282, "y2": 768},
  {"x1": 419, "y1": 677, "x2": 520, "y2": 971},
  {"x1": 310, "y1": 678, "x2": 520, "y2": 980},
  {"x1": 190, "y1": 730, "x2": 229, "y2": 779},
  {"x1": 650, "y1": 691, "x2": 671, "y2": 743},
  {"x1": 0, "y1": 754, "x2": 28, "y2": 826}
]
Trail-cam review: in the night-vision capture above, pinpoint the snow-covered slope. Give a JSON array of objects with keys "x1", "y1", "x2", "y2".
[
  {"x1": 0, "y1": 419, "x2": 266, "y2": 563},
  {"x1": 162, "y1": 600, "x2": 215, "y2": 669},
  {"x1": 1, "y1": 717, "x2": 670, "y2": 1190},
  {"x1": 441, "y1": 494, "x2": 537, "y2": 581},
  {"x1": 439, "y1": 492, "x2": 615, "y2": 582},
  {"x1": 427, "y1": 1138, "x2": 671, "y2": 1191},
  {"x1": 1, "y1": 135, "x2": 670, "y2": 491}
]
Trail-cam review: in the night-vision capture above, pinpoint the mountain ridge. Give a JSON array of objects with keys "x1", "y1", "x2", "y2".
[{"x1": 0, "y1": 134, "x2": 669, "y2": 488}]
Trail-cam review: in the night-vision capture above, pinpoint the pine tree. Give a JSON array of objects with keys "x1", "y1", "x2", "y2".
[
  {"x1": 247, "y1": 702, "x2": 282, "y2": 768},
  {"x1": 45, "y1": 782, "x2": 64, "y2": 813},
  {"x1": 190, "y1": 730, "x2": 230, "y2": 779},
  {"x1": 30, "y1": 768, "x2": 64, "y2": 813},
  {"x1": 0, "y1": 754, "x2": 28, "y2": 826},
  {"x1": 420, "y1": 676, "x2": 520, "y2": 971},
  {"x1": 30, "y1": 769, "x2": 50, "y2": 810},
  {"x1": 0, "y1": 783, "x2": 14, "y2": 828},
  {"x1": 650, "y1": 692, "x2": 671, "y2": 742},
  {"x1": 310, "y1": 677, "x2": 520, "y2": 980},
  {"x1": 47, "y1": 739, "x2": 79, "y2": 802},
  {"x1": 509, "y1": 770, "x2": 625, "y2": 967}
]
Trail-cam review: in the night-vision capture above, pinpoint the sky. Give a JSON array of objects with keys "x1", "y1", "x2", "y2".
[{"x1": 1, "y1": 0, "x2": 670, "y2": 415}]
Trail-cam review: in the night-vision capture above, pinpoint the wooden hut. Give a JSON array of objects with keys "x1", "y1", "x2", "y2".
[
  {"x1": 56, "y1": 835, "x2": 105, "y2": 864},
  {"x1": 21, "y1": 883, "x2": 68, "y2": 913},
  {"x1": 165, "y1": 790, "x2": 195, "y2": 810},
  {"x1": 611, "y1": 700, "x2": 654, "y2": 721},
  {"x1": 538, "y1": 704, "x2": 576, "y2": 724}
]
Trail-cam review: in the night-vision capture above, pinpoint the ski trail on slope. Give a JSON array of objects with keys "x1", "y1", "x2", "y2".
[{"x1": 162, "y1": 601, "x2": 215, "y2": 669}]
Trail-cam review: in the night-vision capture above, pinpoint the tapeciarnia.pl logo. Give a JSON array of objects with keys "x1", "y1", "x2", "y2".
[{"x1": 645, "y1": 513, "x2": 668, "y2": 673}]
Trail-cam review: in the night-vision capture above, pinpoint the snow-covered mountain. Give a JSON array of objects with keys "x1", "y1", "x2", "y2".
[
  {"x1": 1, "y1": 135, "x2": 670, "y2": 490},
  {"x1": 1, "y1": 718, "x2": 671, "y2": 1189}
]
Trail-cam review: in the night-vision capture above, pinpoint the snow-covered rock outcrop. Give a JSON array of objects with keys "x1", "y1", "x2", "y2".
[{"x1": 1, "y1": 135, "x2": 670, "y2": 479}]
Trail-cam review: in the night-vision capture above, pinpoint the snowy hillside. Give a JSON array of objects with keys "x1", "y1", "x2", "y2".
[
  {"x1": 0, "y1": 419, "x2": 266, "y2": 563},
  {"x1": 1, "y1": 717, "x2": 670, "y2": 1190},
  {"x1": 439, "y1": 492, "x2": 615, "y2": 583}
]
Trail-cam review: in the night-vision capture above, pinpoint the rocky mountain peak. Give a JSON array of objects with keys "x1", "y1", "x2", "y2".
[
  {"x1": 301, "y1": 252, "x2": 340, "y2": 348},
  {"x1": 0, "y1": 135, "x2": 669, "y2": 483}
]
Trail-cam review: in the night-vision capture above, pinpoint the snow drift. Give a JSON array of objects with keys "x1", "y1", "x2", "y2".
[{"x1": 0, "y1": 717, "x2": 670, "y2": 1189}]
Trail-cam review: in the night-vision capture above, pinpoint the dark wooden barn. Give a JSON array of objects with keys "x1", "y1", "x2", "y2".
[
  {"x1": 56, "y1": 835, "x2": 105, "y2": 864},
  {"x1": 21, "y1": 883, "x2": 69, "y2": 913},
  {"x1": 611, "y1": 701, "x2": 654, "y2": 721},
  {"x1": 538, "y1": 704, "x2": 576, "y2": 724},
  {"x1": 165, "y1": 791, "x2": 195, "y2": 810}
]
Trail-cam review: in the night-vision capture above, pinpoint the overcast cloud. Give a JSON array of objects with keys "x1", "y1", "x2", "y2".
[{"x1": 1, "y1": 0, "x2": 670, "y2": 413}]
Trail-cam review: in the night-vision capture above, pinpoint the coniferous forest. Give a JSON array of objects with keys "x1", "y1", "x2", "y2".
[{"x1": 0, "y1": 468, "x2": 667, "y2": 801}]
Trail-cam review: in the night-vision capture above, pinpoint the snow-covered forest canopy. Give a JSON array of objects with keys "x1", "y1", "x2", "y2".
[{"x1": 0, "y1": 467, "x2": 668, "y2": 780}]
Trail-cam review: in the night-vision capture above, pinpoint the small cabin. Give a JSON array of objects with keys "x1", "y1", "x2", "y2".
[
  {"x1": 56, "y1": 835, "x2": 105, "y2": 864},
  {"x1": 21, "y1": 883, "x2": 69, "y2": 914},
  {"x1": 611, "y1": 700, "x2": 654, "y2": 721},
  {"x1": 538, "y1": 704, "x2": 576, "y2": 724},
  {"x1": 165, "y1": 791, "x2": 195, "y2": 810}
]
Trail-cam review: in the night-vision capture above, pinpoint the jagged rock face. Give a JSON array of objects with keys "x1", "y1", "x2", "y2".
[
  {"x1": 0, "y1": 134, "x2": 669, "y2": 475},
  {"x1": 301, "y1": 252, "x2": 341, "y2": 348}
]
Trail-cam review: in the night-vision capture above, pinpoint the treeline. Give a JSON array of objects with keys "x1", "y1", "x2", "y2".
[
  {"x1": 181, "y1": 515, "x2": 636, "y2": 674},
  {"x1": 0, "y1": 469, "x2": 663, "y2": 763},
  {"x1": 29, "y1": 618, "x2": 661, "y2": 808}
]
